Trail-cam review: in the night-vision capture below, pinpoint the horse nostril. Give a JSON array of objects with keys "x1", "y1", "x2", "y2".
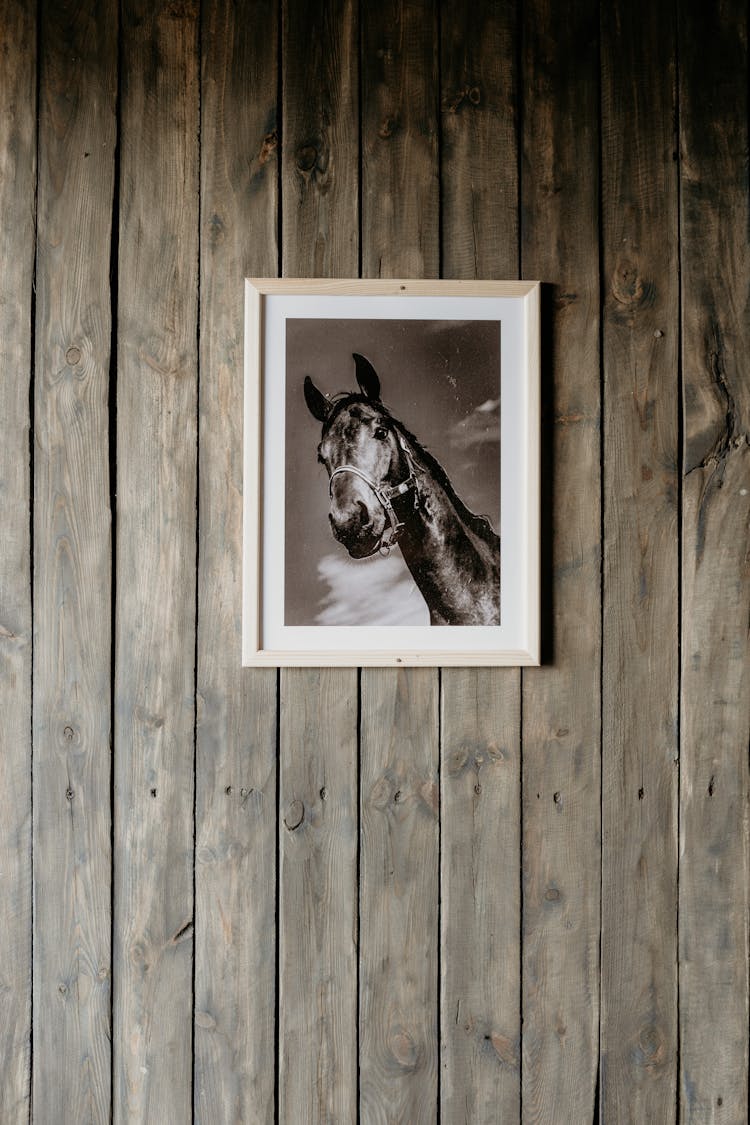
[{"x1": 330, "y1": 501, "x2": 372, "y2": 541}]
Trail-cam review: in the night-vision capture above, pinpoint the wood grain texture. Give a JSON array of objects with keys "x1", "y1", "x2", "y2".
[
  {"x1": 520, "y1": 1, "x2": 602, "y2": 1120},
  {"x1": 360, "y1": 5, "x2": 440, "y2": 1121},
  {"x1": 279, "y1": 4, "x2": 359, "y2": 1118},
  {"x1": 440, "y1": 0, "x2": 518, "y2": 283},
  {"x1": 359, "y1": 670, "x2": 440, "y2": 1124},
  {"x1": 678, "y1": 2, "x2": 750, "y2": 1119},
  {"x1": 282, "y1": 0, "x2": 358, "y2": 277},
  {"x1": 279, "y1": 671, "x2": 358, "y2": 1123},
  {"x1": 1, "y1": 5, "x2": 748, "y2": 1119},
  {"x1": 600, "y1": 1, "x2": 680, "y2": 1119},
  {"x1": 440, "y1": 671, "x2": 521, "y2": 1122},
  {"x1": 0, "y1": 2, "x2": 35, "y2": 1118},
  {"x1": 361, "y1": 0, "x2": 439, "y2": 280},
  {"x1": 32, "y1": 2, "x2": 116, "y2": 1120},
  {"x1": 439, "y1": 3, "x2": 522, "y2": 1120},
  {"x1": 114, "y1": 3, "x2": 199, "y2": 1121},
  {"x1": 194, "y1": 2, "x2": 278, "y2": 1121}
]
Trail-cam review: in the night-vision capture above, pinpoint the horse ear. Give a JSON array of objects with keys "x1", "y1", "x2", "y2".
[
  {"x1": 304, "y1": 375, "x2": 331, "y2": 423},
  {"x1": 353, "y1": 353, "x2": 381, "y2": 401}
]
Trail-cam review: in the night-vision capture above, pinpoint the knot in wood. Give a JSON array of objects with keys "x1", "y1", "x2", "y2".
[
  {"x1": 208, "y1": 212, "x2": 225, "y2": 247},
  {"x1": 636, "y1": 1023, "x2": 665, "y2": 1068},
  {"x1": 378, "y1": 116, "x2": 398, "y2": 139},
  {"x1": 487, "y1": 1031, "x2": 517, "y2": 1067},
  {"x1": 164, "y1": 1, "x2": 192, "y2": 18},
  {"x1": 446, "y1": 85, "x2": 481, "y2": 113},
  {"x1": 389, "y1": 1026, "x2": 418, "y2": 1071},
  {"x1": 295, "y1": 143, "x2": 318, "y2": 173},
  {"x1": 284, "y1": 799, "x2": 304, "y2": 831},
  {"x1": 448, "y1": 747, "x2": 468, "y2": 776},
  {"x1": 370, "y1": 776, "x2": 393, "y2": 809},
  {"x1": 258, "y1": 130, "x2": 277, "y2": 165},
  {"x1": 545, "y1": 886, "x2": 561, "y2": 902},
  {"x1": 610, "y1": 259, "x2": 655, "y2": 308},
  {"x1": 65, "y1": 346, "x2": 81, "y2": 366},
  {"x1": 130, "y1": 941, "x2": 150, "y2": 970}
]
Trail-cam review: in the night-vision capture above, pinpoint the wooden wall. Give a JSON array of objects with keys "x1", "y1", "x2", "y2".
[{"x1": 0, "y1": 0, "x2": 747, "y2": 1121}]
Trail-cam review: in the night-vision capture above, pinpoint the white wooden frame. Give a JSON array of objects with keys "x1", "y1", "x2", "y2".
[{"x1": 243, "y1": 278, "x2": 540, "y2": 666}]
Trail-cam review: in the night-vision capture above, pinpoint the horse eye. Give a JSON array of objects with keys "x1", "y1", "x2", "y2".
[{"x1": 374, "y1": 426, "x2": 388, "y2": 441}]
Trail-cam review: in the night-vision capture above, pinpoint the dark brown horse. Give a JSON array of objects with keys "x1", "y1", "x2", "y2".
[{"x1": 304, "y1": 353, "x2": 501, "y2": 625}]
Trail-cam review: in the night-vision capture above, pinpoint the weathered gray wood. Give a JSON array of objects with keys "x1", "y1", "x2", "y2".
[
  {"x1": 32, "y1": 2, "x2": 116, "y2": 1120},
  {"x1": 0, "y1": 2, "x2": 35, "y2": 1118},
  {"x1": 520, "y1": 1, "x2": 602, "y2": 1120},
  {"x1": 678, "y1": 2, "x2": 750, "y2": 1119},
  {"x1": 440, "y1": 0, "x2": 518, "y2": 283},
  {"x1": 440, "y1": 671, "x2": 520, "y2": 1122},
  {"x1": 361, "y1": 0, "x2": 440, "y2": 282},
  {"x1": 600, "y1": 2, "x2": 680, "y2": 1118},
  {"x1": 279, "y1": 3, "x2": 359, "y2": 1119},
  {"x1": 194, "y1": 2, "x2": 278, "y2": 1121},
  {"x1": 360, "y1": 4, "x2": 440, "y2": 1121},
  {"x1": 359, "y1": 670, "x2": 440, "y2": 1124},
  {"x1": 279, "y1": 671, "x2": 358, "y2": 1122},
  {"x1": 114, "y1": 3, "x2": 199, "y2": 1121},
  {"x1": 439, "y1": 3, "x2": 521, "y2": 1120},
  {"x1": 282, "y1": 0, "x2": 359, "y2": 278}
]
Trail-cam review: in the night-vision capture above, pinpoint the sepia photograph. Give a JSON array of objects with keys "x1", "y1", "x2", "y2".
[
  {"x1": 243, "y1": 279, "x2": 539, "y2": 666},
  {"x1": 286, "y1": 318, "x2": 501, "y2": 628}
]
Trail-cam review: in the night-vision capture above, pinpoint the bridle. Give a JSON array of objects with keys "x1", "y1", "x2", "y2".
[{"x1": 328, "y1": 433, "x2": 421, "y2": 557}]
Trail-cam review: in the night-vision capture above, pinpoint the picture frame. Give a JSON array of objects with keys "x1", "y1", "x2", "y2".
[{"x1": 243, "y1": 278, "x2": 540, "y2": 666}]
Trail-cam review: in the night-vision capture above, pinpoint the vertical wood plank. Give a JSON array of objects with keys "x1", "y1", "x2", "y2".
[
  {"x1": 600, "y1": 2, "x2": 680, "y2": 1119},
  {"x1": 440, "y1": 672, "x2": 520, "y2": 1122},
  {"x1": 279, "y1": 672, "x2": 358, "y2": 1122},
  {"x1": 194, "y1": 2, "x2": 278, "y2": 1121},
  {"x1": 439, "y1": 3, "x2": 522, "y2": 1120},
  {"x1": 33, "y1": 2, "x2": 116, "y2": 1120},
  {"x1": 279, "y1": 2, "x2": 359, "y2": 1119},
  {"x1": 520, "y1": 1, "x2": 602, "y2": 1120},
  {"x1": 114, "y1": 3, "x2": 199, "y2": 1121},
  {"x1": 678, "y1": 2, "x2": 750, "y2": 1119},
  {"x1": 360, "y1": 670, "x2": 440, "y2": 1124},
  {"x1": 0, "y1": 2, "x2": 35, "y2": 1118},
  {"x1": 282, "y1": 0, "x2": 359, "y2": 279},
  {"x1": 360, "y1": 8, "x2": 440, "y2": 1121},
  {"x1": 361, "y1": 0, "x2": 440, "y2": 282}
]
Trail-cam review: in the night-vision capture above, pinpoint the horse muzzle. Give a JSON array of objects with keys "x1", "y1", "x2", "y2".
[{"x1": 329, "y1": 500, "x2": 384, "y2": 558}]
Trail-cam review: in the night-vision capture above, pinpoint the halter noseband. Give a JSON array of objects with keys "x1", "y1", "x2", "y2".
[{"x1": 328, "y1": 436, "x2": 420, "y2": 557}]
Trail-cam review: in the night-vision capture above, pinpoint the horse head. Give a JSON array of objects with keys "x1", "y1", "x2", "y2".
[{"x1": 303, "y1": 353, "x2": 415, "y2": 559}]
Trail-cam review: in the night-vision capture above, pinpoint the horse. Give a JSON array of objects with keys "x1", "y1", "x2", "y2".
[{"x1": 303, "y1": 352, "x2": 501, "y2": 625}]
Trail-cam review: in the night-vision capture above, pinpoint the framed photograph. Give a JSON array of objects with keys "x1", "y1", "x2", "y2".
[{"x1": 243, "y1": 279, "x2": 540, "y2": 666}]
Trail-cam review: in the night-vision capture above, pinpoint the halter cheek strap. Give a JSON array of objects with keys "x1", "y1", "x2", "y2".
[{"x1": 328, "y1": 444, "x2": 420, "y2": 557}]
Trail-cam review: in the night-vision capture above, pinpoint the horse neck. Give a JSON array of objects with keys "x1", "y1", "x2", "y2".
[{"x1": 394, "y1": 439, "x2": 500, "y2": 624}]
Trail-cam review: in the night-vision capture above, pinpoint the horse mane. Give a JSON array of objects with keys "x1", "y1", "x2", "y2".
[{"x1": 321, "y1": 392, "x2": 500, "y2": 550}]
